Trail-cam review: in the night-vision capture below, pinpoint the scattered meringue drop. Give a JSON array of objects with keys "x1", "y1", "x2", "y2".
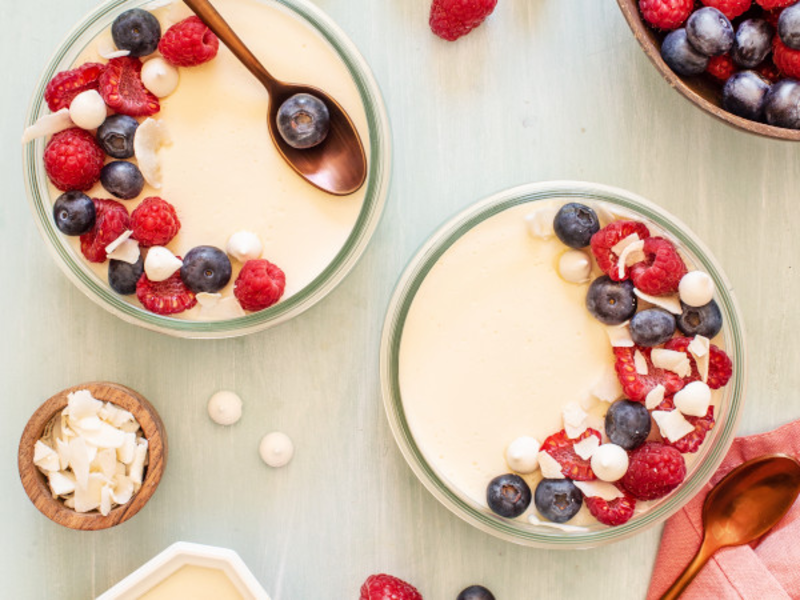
[
  {"x1": 259, "y1": 432, "x2": 294, "y2": 468},
  {"x1": 207, "y1": 390, "x2": 243, "y2": 426}
]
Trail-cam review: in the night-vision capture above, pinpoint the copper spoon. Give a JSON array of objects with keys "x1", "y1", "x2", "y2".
[
  {"x1": 660, "y1": 454, "x2": 800, "y2": 600},
  {"x1": 183, "y1": 0, "x2": 367, "y2": 196}
]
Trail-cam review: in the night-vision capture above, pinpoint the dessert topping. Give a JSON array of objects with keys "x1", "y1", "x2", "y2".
[
  {"x1": 537, "y1": 451, "x2": 566, "y2": 479},
  {"x1": 629, "y1": 237, "x2": 688, "y2": 296},
  {"x1": 633, "y1": 349, "x2": 649, "y2": 375},
  {"x1": 144, "y1": 246, "x2": 182, "y2": 282},
  {"x1": 679, "y1": 270, "x2": 715, "y2": 307},
  {"x1": 590, "y1": 367, "x2": 624, "y2": 403},
  {"x1": 573, "y1": 480, "x2": 625, "y2": 501},
  {"x1": 80, "y1": 198, "x2": 131, "y2": 263},
  {"x1": 590, "y1": 444, "x2": 630, "y2": 482},
  {"x1": 69, "y1": 90, "x2": 107, "y2": 130},
  {"x1": 573, "y1": 435, "x2": 600, "y2": 460},
  {"x1": 131, "y1": 196, "x2": 181, "y2": 247},
  {"x1": 540, "y1": 429, "x2": 601, "y2": 481},
  {"x1": 562, "y1": 401, "x2": 588, "y2": 438},
  {"x1": 141, "y1": 57, "x2": 180, "y2": 98},
  {"x1": 674, "y1": 380, "x2": 712, "y2": 416},
  {"x1": 504, "y1": 436, "x2": 540, "y2": 474},
  {"x1": 44, "y1": 62, "x2": 106, "y2": 112},
  {"x1": 652, "y1": 409, "x2": 695, "y2": 442},
  {"x1": 134, "y1": 117, "x2": 171, "y2": 188},
  {"x1": 525, "y1": 206, "x2": 558, "y2": 239},
  {"x1": 22, "y1": 109, "x2": 73, "y2": 144},
  {"x1": 605, "y1": 323, "x2": 634, "y2": 347},
  {"x1": 226, "y1": 231, "x2": 263, "y2": 263},
  {"x1": 234, "y1": 259, "x2": 286, "y2": 312},
  {"x1": 98, "y1": 56, "x2": 160, "y2": 117},
  {"x1": 158, "y1": 16, "x2": 220, "y2": 67},
  {"x1": 651, "y1": 348, "x2": 693, "y2": 377},
  {"x1": 620, "y1": 442, "x2": 687, "y2": 500},
  {"x1": 633, "y1": 287, "x2": 683, "y2": 314},
  {"x1": 688, "y1": 334, "x2": 711, "y2": 381},
  {"x1": 591, "y1": 220, "x2": 651, "y2": 281},
  {"x1": 645, "y1": 383, "x2": 666, "y2": 409},
  {"x1": 136, "y1": 268, "x2": 197, "y2": 315},
  {"x1": 44, "y1": 128, "x2": 105, "y2": 191},
  {"x1": 107, "y1": 239, "x2": 141, "y2": 264},
  {"x1": 558, "y1": 249, "x2": 592, "y2": 284},
  {"x1": 584, "y1": 491, "x2": 636, "y2": 526}
]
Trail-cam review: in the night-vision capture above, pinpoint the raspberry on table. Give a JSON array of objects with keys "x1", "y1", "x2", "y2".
[
  {"x1": 360, "y1": 573, "x2": 422, "y2": 600},
  {"x1": 429, "y1": 0, "x2": 498, "y2": 41},
  {"x1": 629, "y1": 236, "x2": 687, "y2": 296},
  {"x1": 590, "y1": 220, "x2": 651, "y2": 281},
  {"x1": 136, "y1": 269, "x2": 197, "y2": 315},
  {"x1": 639, "y1": 0, "x2": 694, "y2": 30},
  {"x1": 80, "y1": 198, "x2": 131, "y2": 263},
  {"x1": 701, "y1": 0, "x2": 752, "y2": 20},
  {"x1": 234, "y1": 259, "x2": 286, "y2": 312},
  {"x1": 540, "y1": 429, "x2": 602, "y2": 481},
  {"x1": 44, "y1": 62, "x2": 106, "y2": 112},
  {"x1": 614, "y1": 345, "x2": 685, "y2": 402},
  {"x1": 98, "y1": 56, "x2": 160, "y2": 117},
  {"x1": 585, "y1": 490, "x2": 637, "y2": 526},
  {"x1": 130, "y1": 197, "x2": 181, "y2": 247},
  {"x1": 620, "y1": 442, "x2": 687, "y2": 500},
  {"x1": 158, "y1": 16, "x2": 219, "y2": 67},
  {"x1": 43, "y1": 128, "x2": 105, "y2": 192}
]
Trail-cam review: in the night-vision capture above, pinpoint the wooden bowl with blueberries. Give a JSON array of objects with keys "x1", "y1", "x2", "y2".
[{"x1": 617, "y1": 0, "x2": 800, "y2": 141}]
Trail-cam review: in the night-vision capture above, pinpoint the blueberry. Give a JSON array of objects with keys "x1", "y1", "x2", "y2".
[
  {"x1": 764, "y1": 79, "x2": 800, "y2": 129},
  {"x1": 108, "y1": 256, "x2": 144, "y2": 295},
  {"x1": 276, "y1": 93, "x2": 330, "y2": 149},
  {"x1": 100, "y1": 161, "x2": 145, "y2": 200},
  {"x1": 111, "y1": 9, "x2": 161, "y2": 57},
  {"x1": 686, "y1": 8, "x2": 734, "y2": 57},
  {"x1": 661, "y1": 29, "x2": 709, "y2": 76},
  {"x1": 722, "y1": 71, "x2": 770, "y2": 121},
  {"x1": 97, "y1": 115, "x2": 139, "y2": 159},
  {"x1": 629, "y1": 308, "x2": 677, "y2": 347},
  {"x1": 731, "y1": 19, "x2": 773, "y2": 68},
  {"x1": 553, "y1": 202, "x2": 600, "y2": 249},
  {"x1": 180, "y1": 246, "x2": 232, "y2": 293},
  {"x1": 457, "y1": 585, "x2": 496, "y2": 600},
  {"x1": 779, "y1": 3, "x2": 800, "y2": 50},
  {"x1": 53, "y1": 191, "x2": 95, "y2": 235},
  {"x1": 677, "y1": 299, "x2": 723, "y2": 338},
  {"x1": 605, "y1": 399, "x2": 652, "y2": 450},
  {"x1": 534, "y1": 479, "x2": 583, "y2": 524},
  {"x1": 486, "y1": 473, "x2": 531, "y2": 518},
  {"x1": 585, "y1": 276, "x2": 637, "y2": 325}
]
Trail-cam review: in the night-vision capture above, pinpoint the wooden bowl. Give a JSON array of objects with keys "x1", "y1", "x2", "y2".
[
  {"x1": 18, "y1": 382, "x2": 168, "y2": 530},
  {"x1": 616, "y1": 0, "x2": 800, "y2": 141}
]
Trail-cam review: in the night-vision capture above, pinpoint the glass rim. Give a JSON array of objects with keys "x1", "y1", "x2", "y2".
[
  {"x1": 23, "y1": 0, "x2": 392, "y2": 339},
  {"x1": 380, "y1": 180, "x2": 747, "y2": 548}
]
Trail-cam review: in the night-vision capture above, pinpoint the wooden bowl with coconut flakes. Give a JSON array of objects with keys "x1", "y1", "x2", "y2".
[{"x1": 18, "y1": 382, "x2": 167, "y2": 530}]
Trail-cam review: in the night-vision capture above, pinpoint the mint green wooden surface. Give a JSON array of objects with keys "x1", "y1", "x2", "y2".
[{"x1": 3, "y1": 1, "x2": 799, "y2": 598}]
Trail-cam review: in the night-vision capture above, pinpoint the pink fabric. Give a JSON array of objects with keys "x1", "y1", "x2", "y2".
[{"x1": 647, "y1": 419, "x2": 800, "y2": 600}]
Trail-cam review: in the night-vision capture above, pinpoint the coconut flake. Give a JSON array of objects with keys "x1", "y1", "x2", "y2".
[
  {"x1": 633, "y1": 288, "x2": 682, "y2": 315},
  {"x1": 96, "y1": 33, "x2": 130, "y2": 59},
  {"x1": 573, "y1": 436, "x2": 600, "y2": 460},
  {"x1": 106, "y1": 239, "x2": 141, "y2": 264},
  {"x1": 528, "y1": 513, "x2": 589, "y2": 532},
  {"x1": 605, "y1": 323, "x2": 634, "y2": 348},
  {"x1": 538, "y1": 451, "x2": 565, "y2": 479},
  {"x1": 611, "y1": 233, "x2": 641, "y2": 257},
  {"x1": 21, "y1": 109, "x2": 73, "y2": 144},
  {"x1": 645, "y1": 384, "x2": 666, "y2": 410},
  {"x1": 573, "y1": 480, "x2": 625, "y2": 501},
  {"x1": 591, "y1": 367, "x2": 624, "y2": 403},
  {"x1": 689, "y1": 335, "x2": 711, "y2": 383},
  {"x1": 73, "y1": 473, "x2": 106, "y2": 513},
  {"x1": 524, "y1": 206, "x2": 558, "y2": 239},
  {"x1": 617, "y1": 239, "x2": 645, "y2": 280},
  {"x1": 634, "y1": 350, "x2": 649, "y2": 375},
  {"x1": 47, "y1": 471, "x2": 76, "y2": 497},
  {"x1": 651, "y1": 349, "x2": 692, "y2": 378},
  {"x1": 562, "y1": 401, "x2": 588, "y2": 439},
  {"x1": 197, "y1": 296, "x2": 247, "y2": 320},
  {"x1": 105, "y1": 230, "x2": 133, "y2": 255},
  {"x1": 652, "y1": 410, "x2": 695, "y2": 442},
  {"x1": 34, "y1": 440, "x2": 60, "y2": 473},
  {"x1": 134, "y1": 118, "x2": 171, "y2": 189},
  {"x1": 129, "y1": 439, "x2": 149, "y2": 485},
  {"x1": 66, "y1": 390, "x2": 103, "y2": 420}
]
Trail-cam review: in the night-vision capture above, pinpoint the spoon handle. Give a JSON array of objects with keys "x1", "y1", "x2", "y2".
[
  {"x1": 183, "y1": 0, "x2": 278, "y2": 92},
  {"x1": 659, "y1": 538, "x2": 720, "y2": 600}
]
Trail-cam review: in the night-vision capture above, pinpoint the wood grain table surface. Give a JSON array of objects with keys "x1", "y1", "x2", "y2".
[{"x1": 3, "y1": 0, "x2": 799, "y2": 598}]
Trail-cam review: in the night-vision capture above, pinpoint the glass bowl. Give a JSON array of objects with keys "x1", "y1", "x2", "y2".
[
  {"x1": 380, "y1": 181, "x2": 746, "y2": 548},
  {"x1": 23, "y1": 0, "x2": 391, "y2": 339}
]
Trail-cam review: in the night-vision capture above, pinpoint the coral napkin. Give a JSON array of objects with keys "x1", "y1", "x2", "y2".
[{"x1": 646, "y1": 419, "x2": 800, "y2": 600}]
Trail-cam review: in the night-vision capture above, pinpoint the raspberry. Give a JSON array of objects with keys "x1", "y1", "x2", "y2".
[
  {"x1": 98, "y1": 56, "x2": 160, "y2": 117},
  {"x1": 590, "y1": 220, "x2": 651, "y2": 282},
  {"x1": 663, "y1": 336, "x2": 733, "y2": 389},
  {"x1": 130, "y1": 197, "x2": 181, "y2": 247},
  {"x1": 755, "y1": 58, "x2": 781, "y2": 82},
  {"x1": 765, "y1": 8, "x2": 785, "y2": 28},
  {"x1": 706, "y1": 54, "x2": 737, "y2": 80},
  {"x1": 585, "y1": 490, "x2": 637, "y2": 526},
  {"x1": 79, "y1": 199, "x2": 130, "y2": 263},
  {"x1": 158, "y1": 16, "x2": 220, "y2": 67},
  {"x1": 773, "y1": 36, "x2": 800, "y2": 78},
  {"x1": 620, "y1": 442, "x2": 687, "y2": 500},
  {"x1": 639, "y1": 0, "x2": 694, "y2": 30},
  {"x1": 429, "y1": 0, "x2": 498, "y2": 41},
  {"x1": 233, "y1": 259, "x2": 286, "y2": 312},
  {"x1": 360, "y1": 574, "x2": 422, "y2": 600},
  {"x1": 700, "y1": 0, "x2": 752, "y2": 20},
  {"x1": 656, "y1": 396, "x2": 716, "y2": 453},
  {"x1": 629, "y1": 237, "x2": 687, "y2": 296},
  {"x1": 43, "y1": 128, "x2": 105, "y2": 192},
  {"x1": 44, "y1": 62, "x2": 106, "y2": 112},
  {"x1": 539, "y1": 429, "x2": 602, "y2": 481},
  {"x1": 614, "y1": 346, "x2": 685, "y2": 402},
  {"x1": 136, "y1": 270, "x2": 197, "y2": 315},
  {"x1": 757, "y1": 0, "x2": 795, "y2": 9}
]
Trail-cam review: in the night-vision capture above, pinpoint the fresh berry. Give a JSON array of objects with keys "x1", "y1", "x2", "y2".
[
  {"x1": 585, "y1": 276, "x2": 638, "y2": 325},
  {"x1": 234, "y1": 259, "x2": 286, "y2": 311},
  {"x1": 585, "y1": 490, "x2": 637, "y2": 526},
  {"x1": 180, "y1": 245, "x2": 232, "y2": 293},
  {"x1": 639, "y1": 0, "x2": 694, "y2": 30},
  {"x1": 677, "y1": 299, "x2": 723, "y2": 338},
  {"x1": 130, "y1": 197, "x2": 181, "y2": 247},
  {"x1": 656, "y1": 396, "x2": 716, "y2": 453},
  {"x1": 614, "y1": 346, "x2": 685, "y2": 402},
  {"x1": 778, "y1": 2, "x2": 800, "y2": 49},
  {"x1": 53, "y1": 191, "x2": 96, "y2": 236},
  {"x1": 620, "y1": 442, "x2": 687, "y2": 500},
  {"x1": 158, "y1": 16, "x2": 219, "y2": 67},
  {"x1": 44, "y1": 62, "x2": 106, "y2": 112},
  {"x1": 766, "y1": 8, "x2": 786, "y2": 29},
  {"x1": 757, "y1": 0, "x2": 796, "y2": 9},
  {"x1": 429, "y1": 0, "x2": 498, "y2": 41},
  {"x1": 359, "y1": 574, "x2": 422, "y2": 600},
  {"x1": 540, "y1": 429, "x2": 602, "y2": 480},
  {"x1": 686, "y1": 7, "x2": 735, "y2": 56},
  {"x1": 486, "y1": 473, "x2": 532, "y2": 518},
  {"x1": 96, "y1": 114, "x2": 139, "y2": 159},
  {"x1": 100, "y1": 161, "x2": 145, "y2": 200},
  {"x1": 661, "y1": 29, "x2": 710, "y2": 75},
  {"x1": 108, "y1": 255, "x2": 144, "y2": 295},
  {"x1": 111, "y1": 9, "x2": 161, "y2": 57},
  {"x1": 706, "y1": 53, "x2": 737, "y2": 79},
  {"x1": 79, "y1": 198, "x2": 130, "y2": 263},
  {"x1": 457, "y1": 585, "x2": 496, "y2": 600},
  {"x1": 722, "y1": 70, "x2": 770, "y2": 120},
  {"x1": 98, "y1": 56, "x2": 160, "y2": 117},
  {"x1": 663, "y1": 336, "x2": 733, "y2": 389},
  {"x1": 43, "y1": 128, "x2": 105, "y2": 191},
  {"x1": 700, "y1": 0, "x2": 752, "y2": 20},
  {"x1": 763, "y1": 78, "x2": 800, "y2": 128},
  {"x1": 755, "y1": 57, "x2": 782, "y2": 82},
  {"x1": 629, "y1": 237, "x2": 687, "y2": 296},
  {"x1": 629, "y1": 308, "x2": 677, "y2": 347},
  {"x1": 773, "y1": 35, "x2": 800, "y2": 77},
  {"x1": 534, "y1": 479, "x2": 584, "y2": 523},
  {"x1": 590, "y1": 220, "x2": 651, "y2": 281},
  {"x1": 276, "y1": 93, "x2": 330, "y2": 149},
  {"x1": 136, "y1": 269, "x2": 197, "y2": 315},
  {"x1": 605, "y1": 399, "x2": 652, "y2": 450},
  {"x1": 731, "y1": 19, "x2": 774, "y2": 68},
  {"x1": 553, "y1": 202, "x2": 600, "y2": 249}
]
